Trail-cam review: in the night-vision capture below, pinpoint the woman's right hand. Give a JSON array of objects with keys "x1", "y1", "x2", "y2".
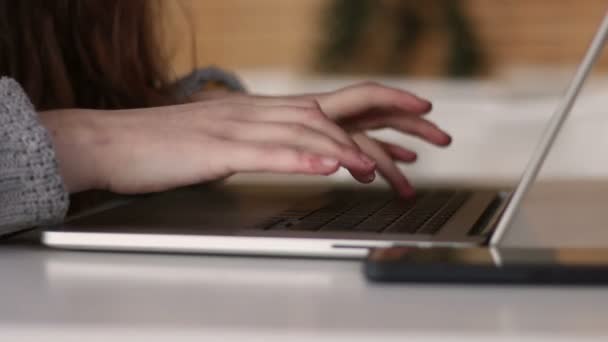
[{"x1": 39, "y1": 99, "x2": 378, "y2": 194}]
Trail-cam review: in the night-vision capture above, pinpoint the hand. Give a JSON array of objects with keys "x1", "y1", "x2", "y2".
[
  {"x1": 192, "y1": 82, "x2": 451, "y2": 196},
  {"x1": 40, "y1": 99, "x2": 377, "y2": 194},
  {"x1": 307, "y1": 82, "x2": 452, "y2": 196}
]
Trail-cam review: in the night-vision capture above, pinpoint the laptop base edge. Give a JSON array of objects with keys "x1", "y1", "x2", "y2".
[{"x1": 42, "y1": 232, "x2": 478, "y2": 259}]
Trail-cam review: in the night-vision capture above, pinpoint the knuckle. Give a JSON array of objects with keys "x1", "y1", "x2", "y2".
[
  {"x1": 285, "y1": 123, "x2": 308, "y2": 137},
  {"x1": 247, "y1": 146, "x2": 280, "y2": 167},
  {"x1": 361, "y1": 81, "x2": 382, "y2": 91},
  {"x1": 293, "y1": 150, "x2": 311, "y2": 166},
  {"x1": 335, "y1": 128, "x2": 356, "y2": 142},
  {"x1": 266, "y1": 146, "x2": 291, "y2": 160},
  {"x1": 278, "y1": 148, "x2": 309, "y2": 171},
  {"x1": 328, "y1": 141, "x2": 351, "y2": 156},
  {"x1": 360, "y1": 82, "x2": 384, "y2": 100},
  {"x1": 298, "y1": 107, "x2": 326, "y2": 121},
  {"x1": 302, "y1": 99, "x2": 321, "y2": 110},
  {"x1": 362, "y1": 80, "x2": 380, "y2": 88},
  {"x1": 216, "y1": 121, "x2": 239, "y2": 138},
  {"x1": 270, "y1": 105, "x2": 295, "y2": 115}
]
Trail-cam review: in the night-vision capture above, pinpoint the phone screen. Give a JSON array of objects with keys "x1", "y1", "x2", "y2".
[{"x1": 368, "y1": 247, "x2": 608, "y2": 267}]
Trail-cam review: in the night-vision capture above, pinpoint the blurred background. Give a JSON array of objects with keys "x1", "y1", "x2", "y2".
[
  {"x1": 160, "y1": 1, "x2": 608, "y2": 186},
  {"x1": 162, "y1": 0, "x2": 608, "y2": 79}
]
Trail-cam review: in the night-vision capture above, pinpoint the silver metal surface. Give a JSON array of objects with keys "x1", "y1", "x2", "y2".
[
  {"x1": 43, "y1": 184, "x2": 492, "y2": 258},
  {"x1": 490, "y1": 12, "x2": 608, "y2": 245}
]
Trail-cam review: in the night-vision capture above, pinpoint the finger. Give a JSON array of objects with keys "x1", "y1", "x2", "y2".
[
  {"x1": 316, "y1": 82, "x2": 432, "y2": 120},
  {"x1": 371, "y1": 139, "x2": 418, "y2": 163},
  {"x1": 214, "y1": 94, "x2": 317, "y2": 110},
  {"x1": 205, "y1": 101, "x2": 357, "y2": 148},
  {"x1": 352, "y1": 133, "x2": 415, "y2": 198},
  {"x1": 243, "y1": 105, "x2": 363, "y2": 151},
  {"x1": 204, "y1": 119, "x2": 377, "y2": 176},
  {"x1": 223, "y1": 142, "x2": 341, "y2": 175},
  {"x1": 344, "y1": 112, "x2": 452, "y2": 147},
  {"x1": 261, "y1": 106, "x2": 379, "y2": 184}
]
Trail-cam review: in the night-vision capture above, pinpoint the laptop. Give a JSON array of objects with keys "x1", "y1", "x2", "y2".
[{"x1": 43, "y1": 13, "x2": 608, "y2": 258}]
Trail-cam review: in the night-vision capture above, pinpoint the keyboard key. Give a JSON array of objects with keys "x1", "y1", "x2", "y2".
[
  {"x1": 252, "y1": 217, "x2": 285, "y2": 230},
  {"x1": 384, "y1": 191, "x2": 458, "y2": 234},
  {"x1": 260, "y1": 189, "x2": 467, "y2": 236},
  {"x1": 268, "y1": 199, "x2": 359, "y2": 231},
  {"x1": 417, "y1": 192, "x2": 471, "y2": 234},
  {"x1": 351, "y1": 195, "x2": 424, "y2": 233},
  {"x1": 320, "y1": 198, "x2": 389, "y2": 231}
]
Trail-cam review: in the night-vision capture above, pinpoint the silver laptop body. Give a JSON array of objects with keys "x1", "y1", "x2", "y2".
[{"x1": 43, "y1": 13, "x2": 608, "y2": 258}]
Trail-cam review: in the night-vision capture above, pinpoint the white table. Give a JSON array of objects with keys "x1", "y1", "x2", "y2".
[
  {"x1": 3, "y1": 76, "x2": 608, "y2": 341},
  {"x1": 2, "y1": 194, "x2": 608, "y2": 342}
]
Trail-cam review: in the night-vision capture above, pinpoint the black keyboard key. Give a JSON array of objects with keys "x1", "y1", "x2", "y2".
[
  {"x1": 417, "y1": 192, "x2": 470, "y2": 234},
  {"x1": 259, "y1": 202, "x2": 322, "y2": 230},
  {"x1": 351, "y1": 195, "x2": 423, "y2": 233},
  {"x1": 384, "y1": 191, "x2": 457, "y2": 234},
  {"x1": 269, "y1": 199, "x2": 359, "y2": 231},
  {"x1": 320, "y1": 198, "x2": 389, "y2": 231},
  {"x1": 252, "y1": 217, "x2": 285, "y2": 230},
  {"x1": 261, "y1": 190, "x2": 467, "y2": 235}
]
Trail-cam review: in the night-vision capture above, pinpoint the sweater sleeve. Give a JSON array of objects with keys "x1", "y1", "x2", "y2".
[
  {"x1": 0, "y1": 77, "x2": 69, "y2": 236},
  {"x1": 173, "y1": 66, "x2": 247, "y2": 100}
]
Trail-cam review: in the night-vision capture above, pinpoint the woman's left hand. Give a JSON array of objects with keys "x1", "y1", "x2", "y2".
[{"x1": 190, "y1": 82, "x2": 452, "y2": 197}]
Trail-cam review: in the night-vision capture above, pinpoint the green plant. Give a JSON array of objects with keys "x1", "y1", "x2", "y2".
[{"x1": 317, "y1": 0, "x2": 484, "y2": 77}]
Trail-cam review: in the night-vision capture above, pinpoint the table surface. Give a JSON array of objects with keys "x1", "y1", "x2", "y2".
[
  {"x1": 4, "y1": 76, "x2": 608, "y2": 341},
  {"x1": 0, "y1": 220, "x2": 605, "y2": 342},
  {"x1": 3, "y1": 180, "x2": 608, "y2": 342}
]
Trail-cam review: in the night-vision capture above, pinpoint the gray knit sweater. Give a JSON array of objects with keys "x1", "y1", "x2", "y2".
[
  {"x1": 0, "y1": 67, "x2": 244, "y2": 237},
  {"x1": 0, "y1": 77, "x2": 69, "y2": 236}
]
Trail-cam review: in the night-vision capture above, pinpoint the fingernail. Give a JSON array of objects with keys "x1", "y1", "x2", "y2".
[
  {"x1": 320, "y1": 157, "x2": 338, "y2": 168},
  {"x1": 422, "y1": 100, "x2": 433, "y2": 113},
  {"x1": 365, "y1": 172, "x2": 376, "y2": 183}
]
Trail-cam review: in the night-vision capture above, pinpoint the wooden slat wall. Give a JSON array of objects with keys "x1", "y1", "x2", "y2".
[
  {"x1": 162, "y1": 0, "x2": 326, "y2": 76},
  {"x1": 162, "y1": 0, "x2": 608, "y2": 77},
  {"x1": 466, "y1": 0, "x2": 608, "y2": 71}
]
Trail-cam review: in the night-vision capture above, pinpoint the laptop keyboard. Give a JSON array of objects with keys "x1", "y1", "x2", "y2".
[{"x1": 257, "y1": 190, "x2": 471, "y2": 235}]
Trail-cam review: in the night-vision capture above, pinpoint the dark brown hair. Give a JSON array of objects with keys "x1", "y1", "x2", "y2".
[{"x1": 0, "y1": 0, "x2": 175, "y2": 110}]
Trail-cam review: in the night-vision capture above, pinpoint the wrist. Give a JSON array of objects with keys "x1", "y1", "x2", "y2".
[{"x1": 39, "y1": 109, "x2": 108, "y2": 193}]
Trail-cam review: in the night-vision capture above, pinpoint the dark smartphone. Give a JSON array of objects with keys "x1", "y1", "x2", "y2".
[{"x1": 365, "y1": 247, "x2": 608, "y2": 285}]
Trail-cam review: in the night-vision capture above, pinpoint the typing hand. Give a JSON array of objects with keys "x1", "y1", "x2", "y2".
[
  {"x1": 41, "y1": 97, "x2": 375, "y2": 194},
  {"x1": 193, "y1": 82, "x2": 451, "y2": 197},
  {"x1": 43, "y1": 82, "x2": 449, "y2": 196},
  {"x1": 304, "y1": 82, "x2": 452, "y2": 197}
]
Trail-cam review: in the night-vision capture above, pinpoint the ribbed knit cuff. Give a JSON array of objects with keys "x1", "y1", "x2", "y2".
[
  {"x1": 0, "y1": 77, "x2": 69, "y2": 236},
  {"x1": 174, "y1": 66, "x2": 247, "y2": 100}
]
